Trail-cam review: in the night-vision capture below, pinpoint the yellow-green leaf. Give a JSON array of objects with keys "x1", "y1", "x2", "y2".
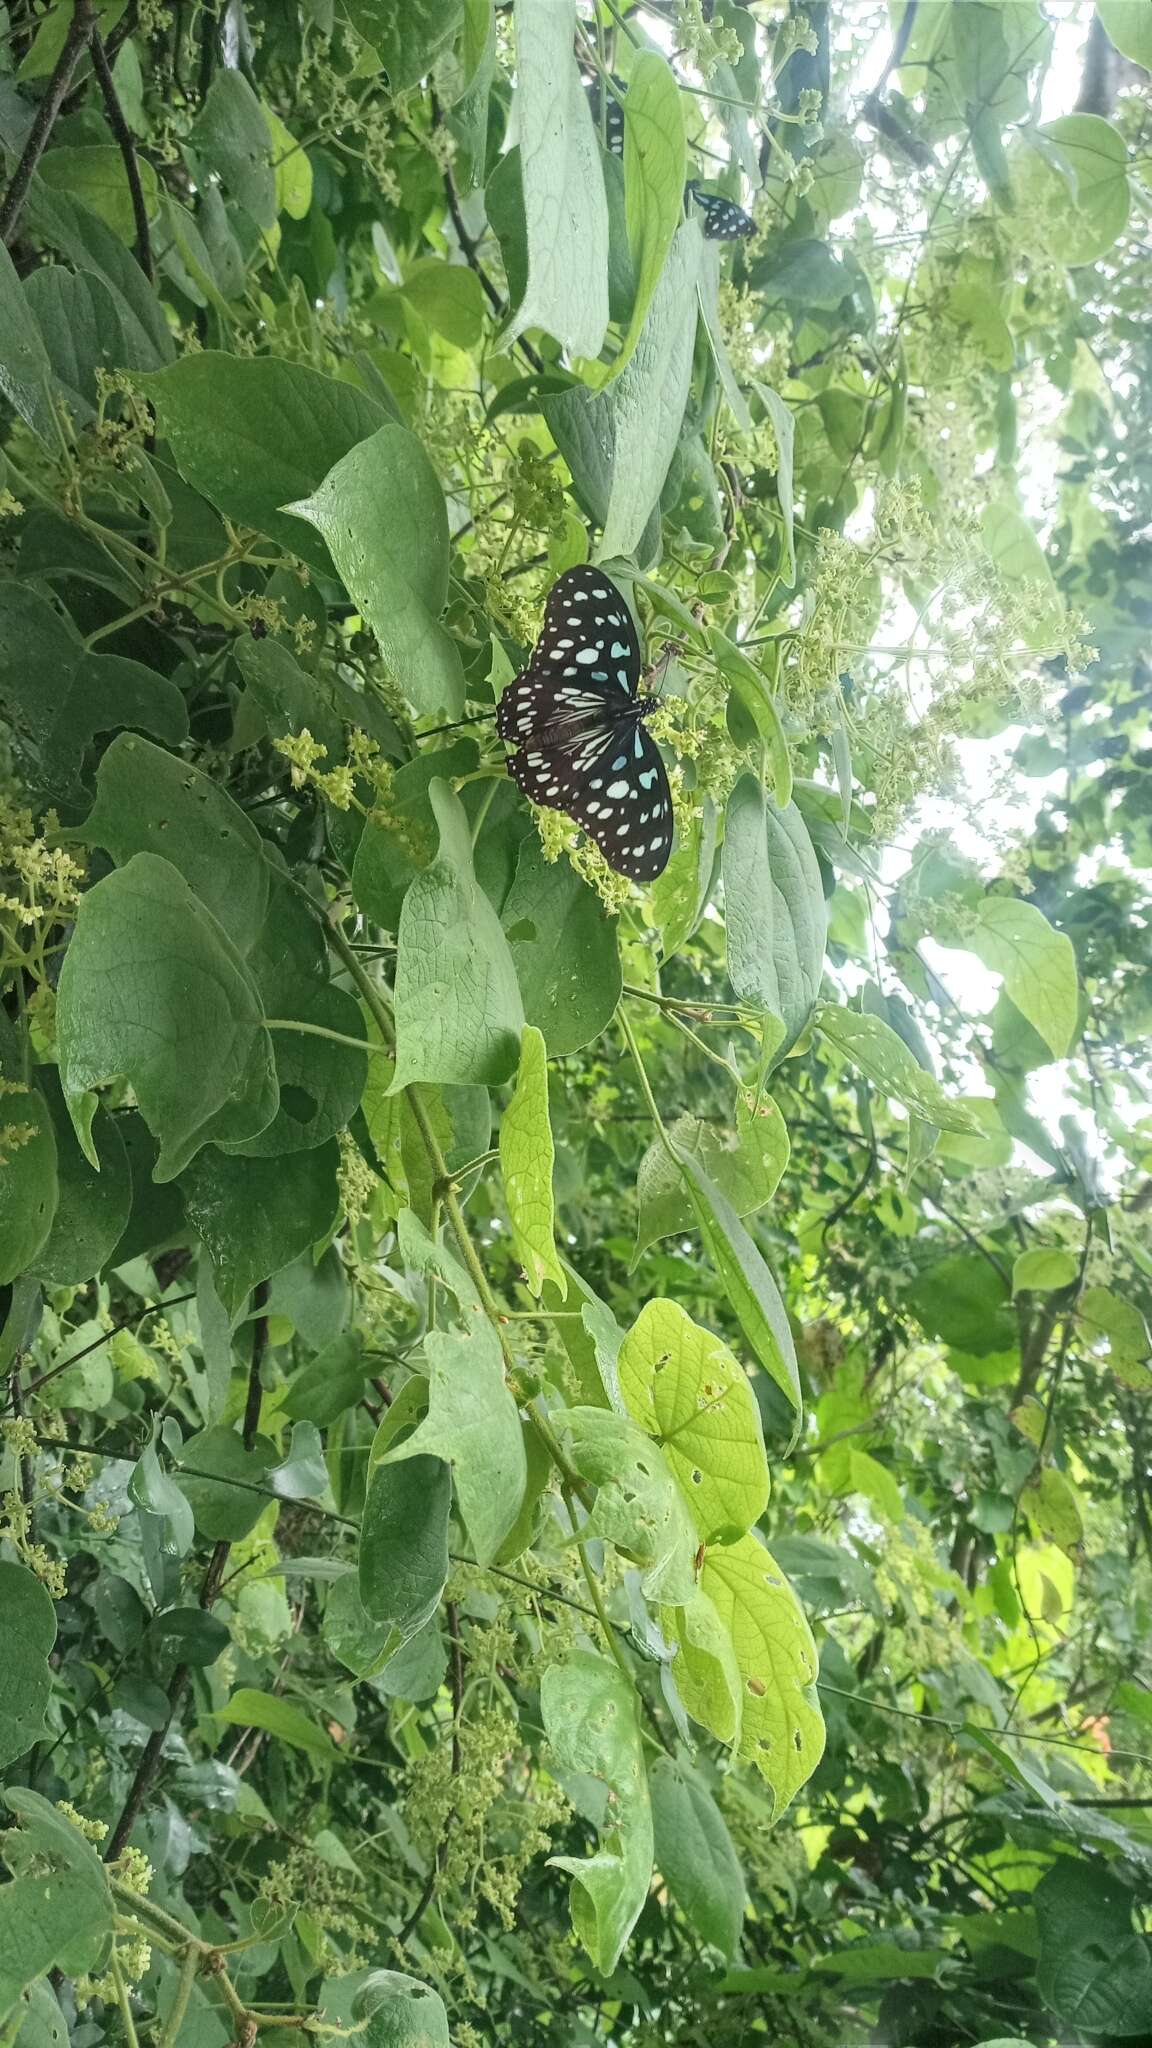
[
  {"x1": 500, "y1": 1024, "x2": 566, "y2": 1297},
  {"x1": 617, "y1": 1299, "x2": 769, "y2": 1543},
  {"x1": 662, "y1": 1587, "x2": 742, "y2": 1748},
  {"x1": 266, "y1": 107, "x2": 313, "y2": 220},
  {"x1": 701, "y1": 1533, "x2": 824, "y2": 1815}
]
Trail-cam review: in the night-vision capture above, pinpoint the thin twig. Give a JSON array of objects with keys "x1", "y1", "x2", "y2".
[
  {"x1": 0, "y1": 0, "x2": 95, "y2": 244},
  {"x1": 89, "y1": 26, "x2": 153, "y2": 279}
]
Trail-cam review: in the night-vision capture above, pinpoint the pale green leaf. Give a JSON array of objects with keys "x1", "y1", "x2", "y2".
[
  {"x1": 633, "y1": 1098, "x2": 789, "y2": 1265},
  {"x1": 214, "y1": 1687, "x2": 338, "y2": 1760},
  {"x1": 613, "y1": 51, "x2": 685, "y2": 380},
  {"x1": 617, "y1": 1299, "x2": 769, "y2": 1543},
  {"x1": 960, "y1": 896, "x2": 1078, "y2": 1060},
  {"x1": 392, "y1": 782, "x2": 524, "y2": 1090},
  {"x1": 722, "y1": 775, "x2": 826, "y2": 1057},
  {"x1": 698, "y1": 240, "x2": 752, "y2": 432},
  {"x1": 751, "y1": 381, "x2": 796, "y2": 585},
  {"x1": 354, "y1": 1971, "x2": 451, "y2": 2048},
  {"x1": 284, "y1": 422, "x2": 464, "y2": 718},
  {"x1": 542, "y1": 1651, "x2": 653, "y2": 1974},
  {"x1": 383, "y1": 1321, "x2": 526, "y2": 1565},
  {"x1": 563, "y1": 1406, "x2": 698, "y2": 1604},
  {"x1": 711, "y1": 637, "x2": 792, "y2": 805},
  {"x1": 500, "y1": 1024, "x2": 566, "y2": 1297},
  {"x1": 506, "y1": 0, "x2": 609, "y2": 359},
  {"x1": 599, "y1": 221, "x2": 702, "y2": 560},
  {"x1": 1097, "y1": 0, "x2": 1152, "y2": 65},
  {"x1": 1013, "y1": 1247, "x2": 1077, "y2": 1294},
  {"x1": 816, "y1": 1004, "x2": 983, "y2": 1133},
  {"x1": 661, "y1": 1587, "x2": 743, "y2": 1748},
  {"x1": 0, "y1": 1015, "x2": 56, "y2": 1287},
  {"x1": 266, "y1": 107, "x2": 313, "y2": 219},
  {"x1": 39, "y1": 146, "x2": 159, "y2": 245},
  {"x1": 701, "y1": 1533, "x2": 824, "y2": 1814}
]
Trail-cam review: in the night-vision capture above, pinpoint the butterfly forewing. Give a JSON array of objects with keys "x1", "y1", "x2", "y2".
[
  {"x1": 498, "y1": 567, "x2": 673, "y2": 881},
  {"x1": 686, "y1": 181, "x2": 756, "y2": 240}
]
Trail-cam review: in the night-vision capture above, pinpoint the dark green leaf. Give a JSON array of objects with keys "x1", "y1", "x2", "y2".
[
  {"x1": 179, "y1": 1141, "x2": 341, "y2": 1316},
  {"x1": 29, "y1": 1071, "x2": 131, "y2": 1287},
  {"x1": 0, "y1": 1565, "x2": 57, "y2": 1768},
  {"x1": 722, "y1": 775, "x2": 826, "y2": 1060},
  {"x1": 649, "y1": 1757, "x2": 746, "y2": 1959},
  {"x1": 501, "y1": 836, "x2": 621, "y2": 1056},
  {"x1": 359, "y1": 1455, "x2": 451, "y2": 1638}
]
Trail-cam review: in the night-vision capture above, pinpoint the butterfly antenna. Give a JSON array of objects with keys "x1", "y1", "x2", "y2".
[{"x1": 416, "y1": 708, "x2": 499, "y2": 742}]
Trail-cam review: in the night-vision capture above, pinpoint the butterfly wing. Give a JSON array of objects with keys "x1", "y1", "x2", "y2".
[
  {"x1": 497, "y1": 566, "x2": 642, "y2": 747},
  {"x1": 687, "y1": 183, "x2": 755, "y2": 240},
  {"x1": 508, "y1": 719, "x2": 674, "y2": 882}
]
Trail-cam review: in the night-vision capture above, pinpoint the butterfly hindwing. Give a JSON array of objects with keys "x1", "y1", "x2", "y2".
[
  {"x1": 686, "y1": 180, "x2": 755, "y2": 240},
  {"x1": 508, "y1": 725, "x2": 674, "y2": 883}
]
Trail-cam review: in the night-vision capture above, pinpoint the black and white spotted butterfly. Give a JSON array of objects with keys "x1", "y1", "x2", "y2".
[
  {"x1": 496, "y1": 567, "x2": 674, "y2": 882},
  {"x1": 587, "y1": 74, "x2": 626, "y2": 157},
  {"x1": 685, "y1": 180, "x2": 756, "y2": 240}
]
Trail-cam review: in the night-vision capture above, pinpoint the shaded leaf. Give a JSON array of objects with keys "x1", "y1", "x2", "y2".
[
  {"x1": 542, "y1": 1651, "x2": 653, "y2": 1975},
  {"x1": 500, "y1": 1024, "x2": 566, "y2": 1296}
]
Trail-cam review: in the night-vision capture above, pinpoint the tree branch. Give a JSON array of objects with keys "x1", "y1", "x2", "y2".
[
  {"x1": 89, "y1": 26, "x2": 153, "y2": 279},
  {"x1": 0, "y1": 0, "x2": 95, "y2": 246}
]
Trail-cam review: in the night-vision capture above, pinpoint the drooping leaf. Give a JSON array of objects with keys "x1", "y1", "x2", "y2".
[
  {"x1": 38, "y1": 145, "x2": 159, "y2": 245},
  {"x1": 816, "y1": 1004, "x2": 983, "y2": 1133},
  {"x1": 0, "y1": 1015, "x2": 57, "y2": 1288},
  {"x1": 0, "y1": 1793, "x2": 114, "y2": 2015},
  {"x1": 751, "y1": 380, "x2": 797, "y2": 585},
  {"x1": 633, "y1": 1098, "x2": 789, "y2": 1265},
  {"x1": 392, "y1": 782, "x2": 524, "y2": 1090},
  {"x1": 345, "y1": 0, "x2": 463, "y2": 90},
  {"x1": 354, "y1": 1969, "x2": 451, "y2": 2048},
  {"x1": 674, "y1": 1149, "x2": 802, "y2": 1424},
  {"x1": 359, "y1": 1455, "x2": 451, "y2": 1643},
  {"x1": 501, "y1": 837, "x2": 622, "y2": 1056},
  {"x1": 542, "y1": 1651, "x2": 654, "y2": 1974},
  {"x1": 617, "y1": 1299, "x2": 770, "y2": 1543},
  {"x1": 190, "y1": 70, "x2": 275, "y2": 228},
  {"x1": 178, "y1": 1424, "x2": 278, "y2": 1542},
  {"x1": 614, "y1": 52, "x2": 685, "y2": 380},
  {"x1": 505, "y1": 0, "x2": 609, "y2": 360},
  {"x1": 701, "y1": 1533, "x2": 824, "y2": 1814},
  {"x1": 381, "y1": 1321, "x2": 525, "y2": 1567},
  {"x1": 649, "y1": 1756, "x2": 746, "y2": 1960},
  {"x1": 0, "y1": 1565, "x2": 57, "y2": 1769},
  {"x1": 1012, "y1": 1247, "x2": 1077, "y2": 1294},
  {"x1": 499, "y1": 1024, "x2": 566, "y2": 1297},
  {"x1": 28, "y1": 1073, "x2": 131, "y2": 1288},
  {"x1": 599, "y1": 221, "x2": 702, "y2": 560},
  {"x1": 214, "y1": 1688, "x2": 339, "y2": 1761},
  {"x1": 722, "y1": 775, "x2": 826, "y2": 1058},
  {"x1": 949, "y1": 896, "x2": 1078, "y2": 1061},
  {"x1": 283, "y1": 422, "x2": 465, "y2": 718}
]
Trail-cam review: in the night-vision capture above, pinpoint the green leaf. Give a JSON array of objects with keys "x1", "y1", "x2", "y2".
[
  {"x1": 500, "y1": 1024, "x2": 566, "y2": 1297},
  {"x1": 129, "y1": 1429, "x2": 194, "y2": 1560},
  {"x1": 345, "y1": 0, "x2": 463, "y2": 90},
  {"x1": 354, "y1": 1969, "x2": 451, "y2": 2048},
  {"x1": 392, "y1": 781, "x2": 524, "y2": 1090},
  {"x1": 542, "y1": 1651, "x2": 654, "y2": 1975},
  {"x1": 1012, "y1": 1247, "x2": 1077, "y2": 1294},
  {"x1": 908, "y1": 1253, "x2": 1017, "y2": 1357},
  {"x1": 0, "y1": 583, "x2": 187, "y2": 810},
  {"x1": 1079, "y1": 1284, "x2": 1151, "y2": 1385},
  {"x1": 1021, "y1": 1466, "x2": 1083, "y2": 1556},
  {"x1": 701, "y1": 1533, "x2": 824, "y2": 1814},
  {"x1": 0, "y1": 1793, "x2": 114, "y2": 2018},
  {"x1": 711, "y1": 636, "x2": 792, "y2": 806},
  {"x1": 675, "y1": 1148, "x2": 802, "y2": 1424},
  {"x1": 815, "y1": 1004, "x2": 983, "y2": 1133},
  {"x1": 955, "y1": 896, "x2": 1078, "y2": 1060},
  {"x1": 282, "y1": 1336, "x2": 372, "y2": 1427},
  {"x1": 563, "y1": 1406, "x2": 698, "y2": 1604},
  {"x1": 1097, "y1": 0, "x2": 1152, "y2": 65},
  {"x1": 1024, "y1": 113, "x2": 1131, "y2": 265},
  {"x1": 266, "y1": 107, "x2": 313, "y2": 219},
  {"x1": 698, "y1": 241, "x2": 752, "y2": 432},
  {"x1": 0, "y1": 1564, "x2": 57, "y2": 1768},
  {"x1": 180, "y1": 1142, "x2": 341, "y2": 1317},
  {"x1": 633, "y1": 1099, "x2": 789, "y2": 1265},
  {"x1": 214, "y1": 1687, "x2": 339, "y2": 1761},
  {"x1": 178, "y1": 1424, "x2": 277, "y2": 1541},
  {"x1": 57, "y1": 853, "x2": 278, "y2": 1180},
  {"x1": 382, "y1": 1320, "x2": 526, "y2": 1566},
  {"x1": 0, "y1": 238, "x2": 53, "y2": 435},
  {"x1": 25, "y1": 266, "x2": 158, "y2": 422},
  {"x1": 750, "y1": 382, "x2": 797, "y2": 585},
  {"x1": 649, "y1": 1756, "x2": 746, "y2": 1960},
  {"x1": 617, "y1": 1299, "x2": 770, "y2": 1544},
  {"x1": 75, "y1": 732, "x2": 269, "y2": 956},
  {"x1": 1035, "y1": 1859, "x2": 1152, "y2": 2035},
  {"x1": 0, "y1": 1017, "x2": 57, "y2": 1287},
  {"x1": 662, "y1": 1587, "x2": 742, "y2": 1747},
  {"x1": 501, "y1": 836, "x2": 622, "y2": 1055},
  {"x1": 613, "y1": 51, "x2": 685, "y2": 380},
  {"x1": 148, "y1": 1605, "x2": 230, "y2": 1668},
  {"x1": 29, "y1": 1073, "x2": 131, "y2": 1288},
  {"x1": 26, "y1": 182, "x2": 174, "y2": 367},
  {"x1": 190, "y1": 70, "x2": 275, "y2": 228},
  {"x1": 283, "y1": 422, "x2": 464, "y2": 718},
  {"x1": 505, "y1": 0, "x2": 609, "y2": 360},
  {"x1": 359, "y1": 1455, "x2": 451, "y2": 1640},
  {"x1": 599, "y1": 221, "x2": 702, "y2": 560},
  {"x1": 140, "y1": 353, "x2": 387, "y2": 572},
  {"x1": 392, "y1": 258, "x2": 485, "y2": 347},
  {"x1": 722, "y1": 776, "x2": 826, "y2": 1059},
  {"x1": 39, "y1": 146, "x2": 158, "y2": 245}
]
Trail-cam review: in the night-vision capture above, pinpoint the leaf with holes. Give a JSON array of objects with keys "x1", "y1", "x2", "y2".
[
  {"x1": 500, "y1": 1024, "x2": 566, "y2": 1297},
  {"x1": 617, "y1": 1299, "x2": 769, "y2": 1544},
  {"x1": 542, "y1": 1651, "x2": 653, "y2": 1975},
  {"x1": 562, "y1": 1406, "x2": 697, "y2": 1604},
  {"x1": 700, "y1": 1533, "x2": 824, "y2": 1814}
]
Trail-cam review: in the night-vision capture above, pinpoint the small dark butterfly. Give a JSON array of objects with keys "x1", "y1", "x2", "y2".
[
  {"x1": 685, "y1": 180, "x2": 756, "y2": 240},
  {"x1": 587, "y1": 74, "x2": 626, "y2": 157},
  {"x1": 497, "y1": 567, "x2": 674, "y2": 882}
]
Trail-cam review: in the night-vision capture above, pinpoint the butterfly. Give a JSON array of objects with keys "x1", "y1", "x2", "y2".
[
  {"x1": 685, "y1": 180, "x2": 756, "y2": 240},
  {"x1": 496, "y1": 567, "x2": 674, "y2": 882}
]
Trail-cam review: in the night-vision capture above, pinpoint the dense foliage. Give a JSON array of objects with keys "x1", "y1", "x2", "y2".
[{"x1": 1, "y1": 0, "x2": 1151, "y2": 2043}]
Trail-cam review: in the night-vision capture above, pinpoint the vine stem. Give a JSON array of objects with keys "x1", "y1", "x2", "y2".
[
  {"x1": 157, "y1": 1941, "x2": 198, "y2": 2048},
  {"x1": 618, "y1": 1003, "x2": 675, "y2": 1160},
  {"x1": 567, "y1": 1492, "x2": 634, "y2": 1688},
  {"x1": 108, "y1": 1951, "x2": 141, "y2": 2048}
]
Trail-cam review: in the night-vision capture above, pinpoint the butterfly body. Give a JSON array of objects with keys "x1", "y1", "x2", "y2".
[
  {"x1": 685, "y1": 180, "x2": 756, "y2": 240},
  {"x1": 497, "y1": 568, "x2": 674, "y2": 881}
]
